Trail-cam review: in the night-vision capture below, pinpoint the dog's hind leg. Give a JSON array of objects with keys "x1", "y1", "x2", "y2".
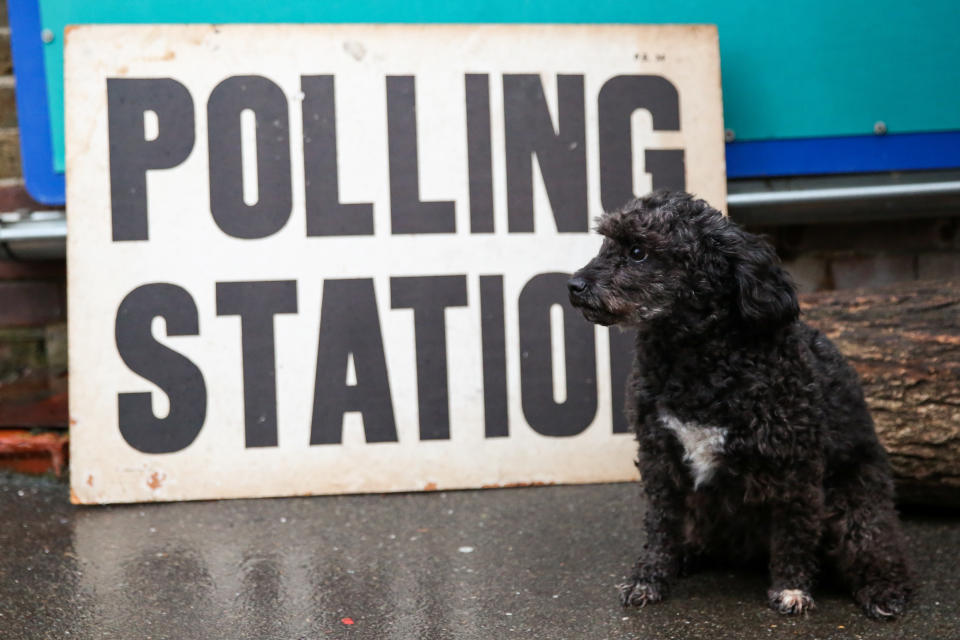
[{"x1": 828, "y1": 492, "x2": 913, "y2": 620}]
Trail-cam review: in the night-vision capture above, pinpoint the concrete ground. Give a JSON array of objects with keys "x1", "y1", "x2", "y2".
[{"x1": 1, "y1": 472, "x2": 957, "y2": 640}]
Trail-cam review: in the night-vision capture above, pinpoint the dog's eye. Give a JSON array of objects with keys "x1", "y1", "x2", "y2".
[{"x1": 628, "y1": 246, "x2": 647, "y2": 263}]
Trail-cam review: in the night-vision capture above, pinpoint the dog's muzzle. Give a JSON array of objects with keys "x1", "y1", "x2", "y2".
[{"x1": 567, "y1": 276, "x2": 617, "y2": 326}]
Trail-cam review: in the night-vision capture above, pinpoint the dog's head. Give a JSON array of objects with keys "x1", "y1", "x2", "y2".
[{"x1": 568, "y1": 191, "x2": 798, "y2": 332}]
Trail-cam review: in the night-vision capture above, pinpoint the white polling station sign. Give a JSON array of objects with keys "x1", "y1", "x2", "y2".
[{"x1": 65, "y1": 24, "x2": 725, "y2": 503}]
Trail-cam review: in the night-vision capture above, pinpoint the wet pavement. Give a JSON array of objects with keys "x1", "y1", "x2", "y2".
[{"x1": 1, "y1": 472, "x2": 958, "y2": 640}]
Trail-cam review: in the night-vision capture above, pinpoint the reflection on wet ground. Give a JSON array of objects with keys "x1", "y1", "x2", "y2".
[{"x1": 1, "y1": 474, "x2": 958, "y2": 639}]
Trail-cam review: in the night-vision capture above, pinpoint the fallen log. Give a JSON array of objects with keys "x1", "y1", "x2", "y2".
[{"x1": 800, "y1": 279, "x2": 960, "y2": 507}]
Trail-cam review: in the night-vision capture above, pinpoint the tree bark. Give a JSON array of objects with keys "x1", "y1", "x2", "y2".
[{"x1": 801, "y1": 279, "x2": 960, "y2": 507}]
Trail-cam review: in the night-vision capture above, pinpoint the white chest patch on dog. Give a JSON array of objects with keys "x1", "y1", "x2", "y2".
[{"x1": 658, "y1": 409, "x2": 727, "y2": 488}]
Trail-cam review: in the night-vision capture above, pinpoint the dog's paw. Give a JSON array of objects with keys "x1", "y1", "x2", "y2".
[
  {"x1": 855, "y1": 581, "x2": 909, "y2": 620},
  {"x1": 768, "y1": 588, "x2": 815, "y2": 615},
  {"x1": 619, "y1": 579, "x2": 665, "y2": 608}
]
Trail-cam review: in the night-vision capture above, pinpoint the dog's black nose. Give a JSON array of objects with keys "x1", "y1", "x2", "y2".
[{"x1": 567, "y1": 276, "x2": 588, "y2": 294}]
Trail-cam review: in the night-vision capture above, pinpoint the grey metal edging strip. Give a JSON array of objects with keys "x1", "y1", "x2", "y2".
[
  {"x1": 726, "y1": 180, "x2": 960, "y2": 207},
  {"x1": 0, "y1": 212, "x2": 68, "y2": 241},
  {"x1": 2, "y1": 179, "x2": 960, "y2": 248}
]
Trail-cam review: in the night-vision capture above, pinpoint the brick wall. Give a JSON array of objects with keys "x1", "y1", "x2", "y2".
[
  {"x1": 0, "y1": 0, "x2": 30, "y2": 195},
  {"x1": 0, "y1": 0, "x2": 68, "y2": 430},
  {"x1": 752, "y1": 217, "x2": 960, "y2": 294}
]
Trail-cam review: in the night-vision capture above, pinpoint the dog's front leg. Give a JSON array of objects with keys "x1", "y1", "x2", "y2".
[
  {"x1": 620, "y1": 435, "x2": 687, "y2": 607},
  {"x1": 767, "y1": 481, "x2": 824, "y2": 615}
]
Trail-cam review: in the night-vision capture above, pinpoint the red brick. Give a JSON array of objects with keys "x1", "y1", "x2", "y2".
[
  {"x1": 0, "y1": 429, "x2": 69, "y2": 475},
  {"x1": 0, "y1": 77, "x2": 15, "y2": 128},
  {"x1": 767, "y1": 218, "x2": 958, "y2": 254},
  {"x1": 0, "y1": 329, "x2": 68, "y2": 428},
  {"x1": 0, "y1": 281, "x2": 65, "y2": 326},
  {"x1": 0, "y1": 258, "x2": 65, "y2": 280},
  {"x1": 0, "y1": 128, "x2": 19, "y2": 178},
  {"x1": 0, "y1": 29, "x2": 9, "y2": 75},
  {"x1": 0, "y1": 367, "x2": 68, "y2": 427},
  {"x1": 829, "y1": 253, "x2": 917, "y2": 290},
  {"x1": 917, "y1": 252, "x2": 960, "y2": 280},
  {"x1": 0, "y1": 179, "x2": 46, "y2": 210},
  {"x1": 782, "y1": 255, "x2": 829, "y2": 293},
  {"x1": 0, "y1": 326, "x2": 46, "y2": 379},
  {"x1": 0, "y1": 388, "x2": 67, "y2": 428}
]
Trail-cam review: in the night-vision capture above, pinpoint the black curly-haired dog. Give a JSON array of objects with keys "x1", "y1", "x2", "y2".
[{"x1": 568, "y1": 191, "x2": 913, "y2": 619}]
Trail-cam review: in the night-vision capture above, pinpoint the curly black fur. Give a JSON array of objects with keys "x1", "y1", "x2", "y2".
[{"x1": 568, "y1": 191, "x2": 913, "y2": 620}]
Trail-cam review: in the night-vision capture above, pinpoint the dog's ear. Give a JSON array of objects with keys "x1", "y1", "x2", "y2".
[{"x1": 720, "y1": 228, "x2": 799, "y2": 328}]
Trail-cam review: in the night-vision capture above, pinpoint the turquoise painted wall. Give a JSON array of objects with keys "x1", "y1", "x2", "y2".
[{"x1": 39, "y1": 0, "x2": 960, "y2": 173}]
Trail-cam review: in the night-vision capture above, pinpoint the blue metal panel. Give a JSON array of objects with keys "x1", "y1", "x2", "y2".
[
  {"x1": 726, "y1": 132, "x2": 960, "y2": 179},
  {"x1": 8, "y1": 0, "x2": 64, "y2": 205},
  {"x1": 8, "y1": 0, "x2": 960, "y2": 205},
  {"x1": 39, "y1": 0, "x2": 960, "y2": 171}
]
